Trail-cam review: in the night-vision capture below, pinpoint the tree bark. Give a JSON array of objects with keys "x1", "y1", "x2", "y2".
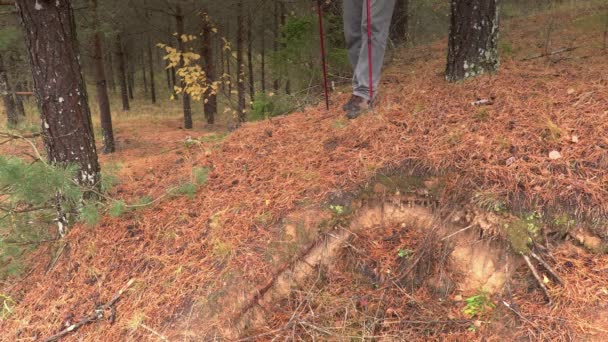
[
  {"x1": 219, "y1": 33, "x2": 226, "y2": 94},
  {"x1": 226, "y1": 21, "x2": 233, "y2": 99},
  {"x1": 247, "y1": 12, "x2": 255, "y2": 102},
  {"x1": 261, "y1": 28, "x2": 266, "y2": 93},
  {"x1": 236, "y1": 1, "x2": 246, "y2": 123},
  {"x1": 125, "y1": 49, "x2": 134, "y2": 100},
  {"x1": 165, "y1": 59, "x2": 172, "y2": 90},
  {"x1": 280, "y1": 2, "x2": 290, "y2": 95},
  {"x1": 92, "y1": 0, "x2": 115, "y2": 154},
  {"x1": 0, "y1": 53, "x2": 18, "y2": 127},
  {"x1": 142, "y1": 48, "x2": 148, "y2": 97},
  {"x1": 115, "y1": 34, "x2": 130, "y2": 111},
  {"x1": 390, "y1": 0, "x2": 410, "y2": 44},
  {"x1": 16, "y1": 0, "x2": 101, "y2": 189},
  {"x1": 14, "y1": 81, "x2": 26, "y2": 117},
  {"x1": 201, "y1": 11, "x2": 217, "y2": 124},
  {"x1": 106, "y1": 48, "x2": 116, "y2": 93},
  {"x1": 446, "y1": 0, "x2": 500, "y2": 82},
  {"x1": 171, "y1": 65, "x2": 178, "y2": 99},
  {"x1": 175, "y1": 5, "x2": 192, "y2": 129},
  {"x1": 273, "y1": 0, "x2": 280, "y2": 92},
  {"x1": 147, "y1": 38, "x2": 156, "y2": 104}
]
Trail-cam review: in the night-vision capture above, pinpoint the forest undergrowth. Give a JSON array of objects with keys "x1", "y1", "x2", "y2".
[{"x1": 1, "y1": 4, "x2": 608, "y2": 341}]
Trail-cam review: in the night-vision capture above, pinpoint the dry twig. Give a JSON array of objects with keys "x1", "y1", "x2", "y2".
[{"x1": 43, "y1": 279, "x2": 135, "y2": 342}]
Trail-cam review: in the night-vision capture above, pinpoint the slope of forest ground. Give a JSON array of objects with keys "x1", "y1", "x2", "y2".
[{"x1": 2, "y1": 5, "x2": 608, "y2": 341}]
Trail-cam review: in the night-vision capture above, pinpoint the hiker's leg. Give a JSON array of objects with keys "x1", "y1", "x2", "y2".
[
  {"x1": 353, "y1": 0, "x2": 396, "y2": 101},
  {"x1": 343, "y1": 0, "x2": 364, "y2": 92}
]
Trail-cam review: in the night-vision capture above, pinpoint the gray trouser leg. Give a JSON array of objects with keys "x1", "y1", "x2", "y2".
[{"x1": 343, "y1": 0, "x2": 396, "y2": 101}]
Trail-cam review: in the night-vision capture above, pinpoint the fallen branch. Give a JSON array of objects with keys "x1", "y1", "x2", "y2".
[
  {"x1": 43, "y1": 278, "x2": 135, "y2": 342},
  {"x1": 530, "y1": 251, "x2": 563, "y2": 285},
  {"x1": 138, "y1": 323, "x2": 168, "y2": 341},
  {"x1": 470, "y1": 98, "x2": 494, "y2": 106},
  {"x1": 521, "y1": 47, "x2": 578, "y2": 61},
  {"x1": 522, "y1": 255, "x2": 552, "y2": 304}
]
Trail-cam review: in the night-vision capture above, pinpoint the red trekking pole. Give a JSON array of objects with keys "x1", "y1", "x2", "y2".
[
  {"x1": 366, "y1": 0, "x2": 373, "y2": 106},
  {"x1": 316, "y1": 0, "x2": 330, "y2": 111}
]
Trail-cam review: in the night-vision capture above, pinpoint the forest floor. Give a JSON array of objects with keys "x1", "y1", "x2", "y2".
[{"x1": 2, "y1": 4, "x2": 608, "y2": 342}]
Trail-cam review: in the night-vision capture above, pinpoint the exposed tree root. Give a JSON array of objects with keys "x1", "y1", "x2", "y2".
[{"x1": 227, "y1": 201, "x2": 439, "y2": 338}]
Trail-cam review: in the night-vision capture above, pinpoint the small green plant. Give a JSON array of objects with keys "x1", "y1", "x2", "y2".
[
  {"x1": 474, "y1": 109, "x2": 490, "y2": 121},
  {"x1": 543, "y1": 119, "x2": 562, "y2": 142},
  {"x1": 109, "y1": 200, "x2": 127, "y2": 217},
  {"x1": 473, "y1": 192, "x2": 507, "y2": 213},
  {"x1": 523, "y1": 211, "x2": 542, "y2": 236},
  {"x1": 100, "y1": 162, "x2": 122, "y2": 192},
  {"x1": 126, "y1": 312, "x2": 147, "y2": 331},
  {"x1": 0, "y1": 292, "x2": 15, "y2": 319},
  {"x1": 249, "y1": 92, "x2": 292, "y2": 121},
  {"x1": 332, "y1": 118, "x2": 347, "y2": 129},
  {"x1": 398, "y1": 248, "x2": 414, "y2": 258},
  {"x1": 80, "y1": 202, "x2": 102, "y2": 226},
  {"x1": 552, "y1": 213, "x2": 576, "y2": 233},
  {"x1": 199, "y1": 133, "x2": 228, "y2": 143},
  {"x1": 212, "y1": 239, "x2": 233, "y2": 258},
  {"x1": 174, "y1": 182, "x2": 197, "y2": 199},
  {"x1": 134, "y1": 195, "x2": 153, "y2": 207},
  {"x1": 193, "y1": 167, "x2": 210, "y2": 186},
  {"x1": 0, "y1": 157, "x2": 82, "y2": 278},
  {"x1": 184, "y1": 136, "x2": 202, "y2": 149},
  {"x1": 329, "y1": 204, "x2": 345, "y2": 215},
  {"x1": 462, "y1": 292, "x2": 495, "y2": 318},
  {"x1": 505, "y1": 212, "x2": 542, "y2": 255}
]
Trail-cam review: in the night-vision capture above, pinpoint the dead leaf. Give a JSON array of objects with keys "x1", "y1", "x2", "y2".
[{"x1": 549, "y1": 150, "x2": 562, "y2": 160}]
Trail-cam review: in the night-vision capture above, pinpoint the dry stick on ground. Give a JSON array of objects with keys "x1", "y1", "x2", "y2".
[
  {"x1": 521, "y1": 47, "x2": 578, "y2": 61},
  {"x1": 522, "y1": 255, "x2": 552, "y2": 304},
  {"x1": 43, "y1": 278, "x2": 135, "y2": 342},
  {"x1": 530, "y1": 251, "x2": 563, "y2": 285}
]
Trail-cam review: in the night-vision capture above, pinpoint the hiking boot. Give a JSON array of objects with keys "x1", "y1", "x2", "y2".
[
  {"x1": 345, "y1": 95, "x2": 370, "y2": 120},
  {"x1": 342, "y1": 95, "x2": 358, "y2": 111}
]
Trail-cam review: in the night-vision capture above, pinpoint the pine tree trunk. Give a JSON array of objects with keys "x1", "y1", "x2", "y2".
[
  {"x1": 176, "y1": 5, "x2": 192, "y2": 129},
  {"x1": 273, "y1": 1, "x2": 280, "y2": 92},
  {"x1": 390, "y1": 0, "x2": 410, "y2": 43},
  {"x1": 92, "y1": 0, "x2": 115, "y2": 154},
  {"x1": 446, "y1": 0, "x2": 500, "y2": 82},
  {"x1": 142, "y1": 49, "x2": 148, "y2": 97},
  {"x1": 261, "y1": 29, "x2": 266, "y2": 93},
  {"x1": 0, "y1": 53, "x2": 18, "y2": 128},
  {"x1": 107, "y1": 48, "x2": 116, "y2": 93},
  {"x1": 219, "y1": 35, "x2": 226, "y2": 94},
  {"x1": 171, "y1": 65, "x2": 178, "y2": 99},
  {"x1": 201, "y1": 12, "x2": 217, "y2": 124},
  {"x1": 147, "y1": 38, "x2": 156, "y2": 104},
  {"x1": 14, "y1": 82, "x2": 26, "y2": 117},
  {"x1": 165, "y1": 60, "x2": 172, "y2": 90},
  {"x1": 116, "y1": 34, "x2": 130, "y2": 111},
  {"x1": 236, "y1": 1, "x2": 246, "y2": 123},
  {"x1": 16, "y1": 0, "x2": 101, "y2": 189},
  {"x1": 247, "y1": 12, "x2": 255, "y2": 102},
  {"x1": 280, "y1": 2, "x2": 290, "y2": 95},
  {"x1": 226, "y1": 22, "x2": 233, "y2": 99},
  {"x1": 126, "y1": 49, "x2": 134, "y2": 100}
]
